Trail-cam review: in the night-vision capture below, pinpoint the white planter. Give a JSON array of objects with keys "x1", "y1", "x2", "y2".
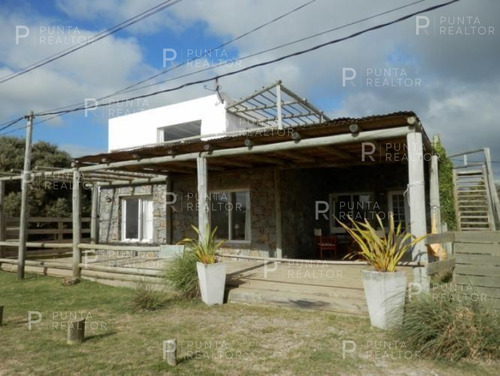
[
  {"x1": 361, "y1": 270, "x2": 407, "y2": 330},
  {"x1": 196, "y1": 262, "x2": 227, "y2": 305}
]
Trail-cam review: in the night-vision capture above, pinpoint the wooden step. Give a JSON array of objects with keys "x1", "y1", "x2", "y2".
[{"x1": 226, "y1": 287, "x2": 368, "y2": 315}]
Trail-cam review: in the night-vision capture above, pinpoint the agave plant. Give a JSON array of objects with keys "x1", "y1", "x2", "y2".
[
  {"x1": 339, "y1": 213, "x2": 426, "y2": 272},
  {"x1": 178, "y1": 224, "x2": 226, "y2": 264}
]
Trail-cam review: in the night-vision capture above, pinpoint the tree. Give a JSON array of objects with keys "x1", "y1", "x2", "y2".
[{"x1": 0, "y1": 136, "x2": 91, "y2": 218}]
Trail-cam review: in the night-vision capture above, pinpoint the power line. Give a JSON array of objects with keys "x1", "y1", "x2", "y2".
[
  {"x1": 35, "y1": 0, "x2": 461, "y2": 118},
  {"x1": 0, "y1": 0, "x2": 181, "y2": 85},
  {"x1": 114, "y1": 0, "x2": 429, "y2": 98},
  {"x1": 0, "y1": 116, "x2": 25, "y2": 133},
  {"x1": 0, "y1": 0, "x2": 426, "y2": 131},
  {"x1": 32, "y1": 0, "x2": 319, "y2": 117}
]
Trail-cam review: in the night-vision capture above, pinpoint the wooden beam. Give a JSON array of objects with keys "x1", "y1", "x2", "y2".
[
  {"x1": 249, "y1": 155, "x2": 286, "y2": 165},
  {"x1": 197, "y1": 157, "x2": 209, "y2": 240},
  {"x1": 166, "y1": 176, "x2": 173, "y2": 244},
  {"x1": 276, "y1": 83, "x2": 283, "y2": 130},
  {"x1": 407, "y1": 132, "x2": 428, "y2": 290},
  {"x1": 210, "y1": 159, "x2": 254, "y2": 169},
  {"x1": 18, "y1": 112, "x2": 34, "y2": 280},
  {"x1": 274, "y1": 170, "x2": 282, "y2": 258},
  {"x1": 90, "y1": 185, "x2": 99, "y2": 245},
  {"x1": 275, "y1": 150, "x2": 315, "y2": 163},
  {"x1": 0, "y1": 181, "x2": 5, "y2": 258},
  {"x1": 316, "y1": 146, "x2": 352, "y2": 160},
  {"x1": 72, "y1": 168, "x2": 82, "y2": 279}
]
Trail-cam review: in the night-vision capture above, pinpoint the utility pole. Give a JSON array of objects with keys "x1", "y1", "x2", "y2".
[{"x1": 17, "y1": 111, "x2": 34, "y2": 280}]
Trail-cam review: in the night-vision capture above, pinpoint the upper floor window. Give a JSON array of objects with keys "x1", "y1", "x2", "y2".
[{"x1": 158, "y1": 120, "x2": 201, "y2": 142}]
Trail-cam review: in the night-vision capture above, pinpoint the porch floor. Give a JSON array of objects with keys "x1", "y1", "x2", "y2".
[{"x1": 0, "y1": 254, "x2": 415, "y2": 316}]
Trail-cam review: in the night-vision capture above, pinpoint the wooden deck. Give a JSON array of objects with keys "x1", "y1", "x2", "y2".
[{"x1": 0, "y1": 254, "x2": 415, "y2": 316}]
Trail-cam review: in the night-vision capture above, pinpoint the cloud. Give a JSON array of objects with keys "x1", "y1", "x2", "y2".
[{"x1": 1, "y1": 0, "x2": 499, "y2": 178}]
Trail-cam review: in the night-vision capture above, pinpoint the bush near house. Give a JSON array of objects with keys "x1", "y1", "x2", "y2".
[
  {"x1": 434, "y1": 139, "x2": 456, "y2": 230},
  {"x1": 163, "y1": 250, "x2": 200, "y2": 299},
  {"x1": 393, "y1": 283, "x2": 500, "y2": 361}
]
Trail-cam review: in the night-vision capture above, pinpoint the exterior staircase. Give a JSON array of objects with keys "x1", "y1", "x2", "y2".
[{"x1": 453, "y1": 167, "x2": 496, "y2": 231}]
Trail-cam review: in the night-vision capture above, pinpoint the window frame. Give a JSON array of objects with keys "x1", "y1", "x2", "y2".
[
  {"x1": 387, "y1": 190, "x2": 410, "y2": 230},
  {"x1": 157, "y1": 120, "x2": 202, "y2": 143},
  {"x1": 120, "y1": 195, "x2": 154, "y2": 242},
  {"x1": 209, "y1": 188, "x2": 251, "y2": 244},
  {"x1": 329, "y1": 192, "x2": 374, "y2": 234}
]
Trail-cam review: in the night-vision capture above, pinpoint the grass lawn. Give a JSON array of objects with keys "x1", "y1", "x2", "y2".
[{"x1": 0, "y1": 271, "x2": 497, "y2": 376}]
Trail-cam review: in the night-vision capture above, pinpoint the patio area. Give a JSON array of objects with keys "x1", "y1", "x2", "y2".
[{"x1": 0, "y1": 252, "x2": 417, "y2": 315}]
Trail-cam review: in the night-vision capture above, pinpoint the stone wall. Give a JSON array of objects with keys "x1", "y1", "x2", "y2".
[
  {"x1": 98, "y1": 163, "x2": 411, "y2": 259},
  {"x1": 170, "y1": 168, "x2": 276, "y2": 257},
  {"x1": 99, "y1": 184, "x2": 167, "y2": 243}
]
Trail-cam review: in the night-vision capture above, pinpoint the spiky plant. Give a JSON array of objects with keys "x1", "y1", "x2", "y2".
[
  {"x1": 178, "y1": 225, "x2": 226, "y2": 264},
  {"x1": 339, "y1": 213, "x2": 426, "y2": 272}
]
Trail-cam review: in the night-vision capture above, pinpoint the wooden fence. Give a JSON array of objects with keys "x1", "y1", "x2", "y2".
[
  {"x1": 428, "y1": 231, "x2": 500, "y2": 309},
  {"x1": 0, "y1": 217, "x2": 91, "y2": 257}
]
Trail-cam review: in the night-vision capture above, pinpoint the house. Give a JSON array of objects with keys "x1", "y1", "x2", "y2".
[{"x1": 75, "y1": 82, "x2": 435, "y2": 273}]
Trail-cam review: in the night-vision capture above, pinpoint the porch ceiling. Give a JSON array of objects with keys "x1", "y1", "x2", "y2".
[{"x1": 74, "y1": 111, "x2": 431, "y2": 177}]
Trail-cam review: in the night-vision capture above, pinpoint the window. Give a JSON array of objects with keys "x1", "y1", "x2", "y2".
[
  {"x1": 210, "y1": 190, "x2": 250, "y2": 242},
  {"x1": 329, "y1": 192, "x2": 373, "y2": 233},
  {"x1": 121, "y1": 196, "x2": 153, "y2": 241},
  {"x1": 158, "y1": 120, "x2": 201, "y2": 142},
  {"x1": 388, "y1": 191, "x2": 410, "y2": 229}
]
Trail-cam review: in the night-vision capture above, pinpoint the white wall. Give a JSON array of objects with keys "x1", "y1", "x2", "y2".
[{"x1": 108, "y1": 94, "x2": 232, "y2": 151}]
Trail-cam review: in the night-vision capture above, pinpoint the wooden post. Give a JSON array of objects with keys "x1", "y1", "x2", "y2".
[
  {"x1": 57, "y1": 220, "x2": 64, "y2": 241},
  {"x1": 484, "y1": 148, "x2": 500, "y2": 229},
  {"x1": 90, "y1": 184, "x2": 99, "y2": 245},
  {"x1": 166, "y1": 176, "x2": 173, "y2": 244},
  {"x1": 430, "y1": 136, "x2": 441, "y2": 234},
  {"x1": 276, "y1": 83, "x2": 283, "y2": 130},
  {"x1": 67, "y1": 319, "x2": 85, "y2": 345},
  {"x1": 164, "y1": 339, "x2": 177, "y2": 366},
  {"x1": 0, "y1": 181, "x2": 5, "y2": 258},
  {"x1": 72, "y1": 168, "x2": 82, "y2": 279},
  {"x1": 0, "y1": 305, "x2": 3, "y2": 326},
  {"x1": 17, "y1": 111, "x2": 34, "y2": 280},
  {"x1": 407, "y1": 132, "x2": 429, "y2": 291},
  {"x1": 274, "y1": 170, "x2": 282, "y2": 258},
  {"x1": 197, "y1": 157, "x2": 209, "y2": 240}
]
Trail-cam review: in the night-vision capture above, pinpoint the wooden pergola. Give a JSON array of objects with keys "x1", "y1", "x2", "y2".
[{"x1": 0, "y1": 111, "x2": 440, "y2": 289}]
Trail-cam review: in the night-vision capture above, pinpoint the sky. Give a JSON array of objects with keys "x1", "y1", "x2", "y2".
[{"x1": 0, "y1": 0, "x2": 499, "y2": 178}]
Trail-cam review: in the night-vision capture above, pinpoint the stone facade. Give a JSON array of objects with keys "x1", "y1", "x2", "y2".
[
  {"x1": 98, "y1": 163, "x2": 413, "y2": 259},
  {"x1": 169, "y1": 168, "x2": 276, "y2": 257},
  {"x1": 99, "y1": 184, "x2": 167, "y2": 244}
]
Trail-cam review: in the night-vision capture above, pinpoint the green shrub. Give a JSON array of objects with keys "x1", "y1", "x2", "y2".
[
  {"x1": 163, "y1": 251, "x2": 200, "y2": 299},
  {"x1": 131, "y1": 281, "x2": 168, "y2": 312},
  {"x1": 434, "y1": 139, "x2": 456, "y2": 230},
  {"x1": 393, "y1": 283, "x2": 500, "y2": 361}
]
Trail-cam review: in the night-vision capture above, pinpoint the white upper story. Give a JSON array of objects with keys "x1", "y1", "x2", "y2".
[{"x1": 108, "y1": 94, "x2": 254, "y2": 152}]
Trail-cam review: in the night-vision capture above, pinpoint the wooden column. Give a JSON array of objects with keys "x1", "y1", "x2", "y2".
[
  {"x1": 407, "y1": 132, "x2": 429, "y2": 290},
  {"x1": 166, "y1": 176, "x2": 173, "y2": 244},
  {"x1": 274, "y1": 170, "x2": 282, "y2": 258},
  {"x1": 429, "y1": 143, "x2": 442, "y2": 234},
  {"x1": 484, "y1": 148, "x2": 500, "y2": 229},
  {"x1": 196, "y1": 157, "x2": 209, "y2": 240},
  {"x1": 72, "y1": 168, "x2": 82, "y2": 278},
  {"x1": 0, "y1": 181, "x2": 5, "y2": 258},
  {"x1": 276, "y1": 83, "x2": 283, "y2": 130},
  {"x1": 17, "y1": 112, "x2": 34, "y2": 280},
  {"x1": 90, "y1": 184, "x2": 99, "y2": 245}
]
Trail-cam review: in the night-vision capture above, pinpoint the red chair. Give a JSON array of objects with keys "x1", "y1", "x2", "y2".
[{"x1": 314, "y1": 229, "x2": 338, "y2": 260}]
